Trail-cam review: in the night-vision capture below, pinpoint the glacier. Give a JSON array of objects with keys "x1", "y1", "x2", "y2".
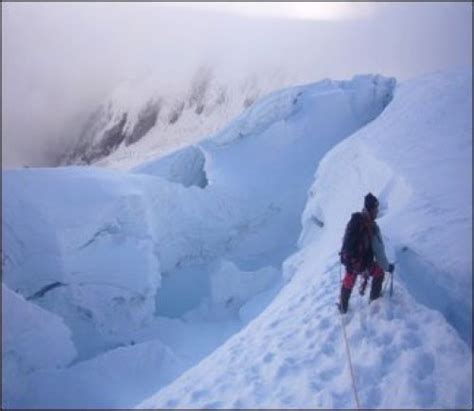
[
  {"x1": 2, "y1": 70, "x2": 471, "y2": 409},
  {"x1": 138, "y1": 70, "x2": 472, "y2": 409}
]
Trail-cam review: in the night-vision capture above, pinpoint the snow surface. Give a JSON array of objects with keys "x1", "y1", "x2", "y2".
[
  {"x1": 2, "y1": 284, "x2": 76, "y2": 407},
  {"x1": 299, "y1": 69, "x2": 472, "y2": 345},
  {"x1": 2, "y1": 69, "x2": 472, "y2": 409},
  {"x1": 137, "y1": 69, "x2": 472, "y2": 409},
  {"x1": 132, "y1": 145, "x2": 208, "y2": 188}
]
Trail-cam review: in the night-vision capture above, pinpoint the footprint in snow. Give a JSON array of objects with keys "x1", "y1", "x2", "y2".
[
  {"x1": 362, "y1": 385, "x2": 382, "y2": 409},
  {"x1": 318, "y1": 327, "x2": 339, "y2": 355},
  {"x1": 413, "y1": 378, "x2": 436, "y2": 407},
  {"x1": 400, "y1": 331, "x2": 422, "y2": 349},
  {"x1": 191, "y1": 389, "x2": 209, "y2": 401},
  {"x1": 321, "y1": 340, "x2": 337, "y2": 357},
  {"x1": 281, "y1": 394, "x2": 296, "y2": 405},
  {"x1": 373, "y1": 331, "x2": 395, "y2": 347},
  {"x1": 269, "y1": 319, "x2": 280, "y2": 329},
  {"x1": 275, "y1": 357, "x2": 298, "y2": 380},
  {"x1": 413, "y1": 352, "x2": 435, "y2": 379},
  {"x1": 380, "y1": 346, "x2": 400, "y2": 370},
  {"x1": 263, "y1": 352, "x2": 275, "y2": 363},
  {"x1": 302, "y1": 314, "x2": 313, "y2": 325},
  {"x1": 165, "y1": 398, "x2": 179, "y2": 407},
  {"x1": 318, "y1": 364, "x2": 343, "y2": 381},
  {"x1": 305, "y1": 328, "x2": 317, "y2": 339},
  {"x1": 309, "y1": 379, "x2": 324, "y2": 392},
  {"x1": 369, "y1": 300, "x2": 382, "y2": 314},
  {"x1": 331, "y1": 389, "x2": 353, "y2": 408},
  {"x1": 319, "y1": 317, "x2": 331, "y2": 330}
]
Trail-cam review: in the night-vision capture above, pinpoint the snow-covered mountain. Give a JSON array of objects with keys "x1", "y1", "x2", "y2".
[
  {"x1": 59, "y1": 67, "x2": 303, "y2": 170},
  {"x1": 2, "y1": 69, "x2": 472, "y2": 409}
]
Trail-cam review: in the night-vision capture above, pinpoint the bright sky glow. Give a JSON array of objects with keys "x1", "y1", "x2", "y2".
[{"x1": 166, "y1": 2, "x2": 375, "y2": 21}]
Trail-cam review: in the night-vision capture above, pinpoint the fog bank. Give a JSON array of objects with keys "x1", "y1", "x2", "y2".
[{"x1": 2, "y1": 2, "x2": 472, "y2": 168}]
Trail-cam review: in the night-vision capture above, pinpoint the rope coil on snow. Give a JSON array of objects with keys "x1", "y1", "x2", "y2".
[{"x1": 338, "y1": 263, "x2": 361, "y2": 410}]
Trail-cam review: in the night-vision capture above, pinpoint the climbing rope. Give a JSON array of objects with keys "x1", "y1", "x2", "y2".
[{"x1": 338, "y1": 263, "x2": 362, "y2": 410}]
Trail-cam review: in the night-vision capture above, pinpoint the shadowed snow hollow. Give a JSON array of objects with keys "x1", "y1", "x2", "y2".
[{"x1": 132, "y1": 145, "x2": 208, "y2": 188}]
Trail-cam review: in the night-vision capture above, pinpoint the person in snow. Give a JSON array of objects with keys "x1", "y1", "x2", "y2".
[{"x1": 338, "y1": 193, "x2": 394, "y2": 314}]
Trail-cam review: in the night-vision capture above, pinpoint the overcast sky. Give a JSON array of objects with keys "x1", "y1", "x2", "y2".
[{"x1": 2, "y1": 2, "x2": 472, "y2": 168}]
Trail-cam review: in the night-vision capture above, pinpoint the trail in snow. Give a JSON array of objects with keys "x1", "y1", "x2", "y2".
[{"x1": 138, "y1": 256, "x2": 471, "y2": 409}]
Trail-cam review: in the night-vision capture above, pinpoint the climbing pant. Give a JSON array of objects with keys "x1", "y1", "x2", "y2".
[{"x1": 339, "y1": 263, "x2": 385, "y2": 313}]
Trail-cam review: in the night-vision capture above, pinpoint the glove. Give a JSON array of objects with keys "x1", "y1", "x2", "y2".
[{"x1": 388, "y1": 263, "x2": 395, "y2": 273}]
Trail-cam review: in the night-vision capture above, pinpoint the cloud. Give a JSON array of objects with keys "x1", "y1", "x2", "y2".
[{"x1": 1, "y1": 2, "x2": 471, "y2": 168}]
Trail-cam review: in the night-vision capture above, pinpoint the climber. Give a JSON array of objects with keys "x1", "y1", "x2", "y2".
[{"x1": 338, "y1": 193, "x2": 395, "y2": 314}]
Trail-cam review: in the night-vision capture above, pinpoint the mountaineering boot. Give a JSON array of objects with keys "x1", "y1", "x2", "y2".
[
  {"x1": 359, "y1": 274, "x2": 369, "y2": 296},
  {"x1": 338, "y1": 286, "x2": 352, "y2": 314},
  {"x1": 369, "y1": 273, "x2": 385, "y2": 301}
]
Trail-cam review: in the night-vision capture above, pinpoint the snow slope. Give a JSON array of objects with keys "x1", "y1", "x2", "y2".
[
  {"x1": 299, "y1": 69, "x2": 472, "y2": 345},
  {"x1": 138, "y1": 69, "x2": 472, "y2": 409},
  {"x1": 2, "y1": 69, "x2": 472, "y2": 409},
  {"x1": 2, "y1": 284, "x2": 77, "y2": 408}
]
